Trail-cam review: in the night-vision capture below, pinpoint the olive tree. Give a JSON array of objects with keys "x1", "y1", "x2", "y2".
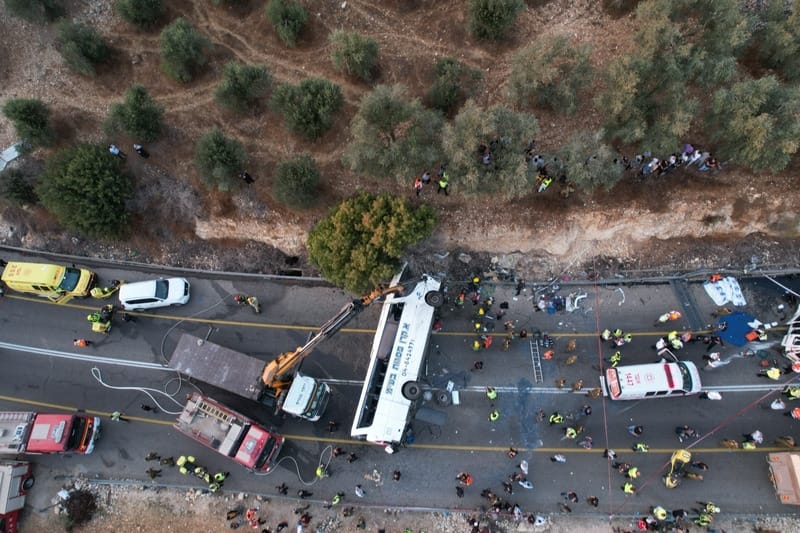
[
  {"x1": 159, "y1": 17, "x2": 210, "y2": 83},
  {"x1": 2, "y1": 98, "x2": 54, "y2": 148},
  {"x1": 3, "y1": 0, "x2": 63, "y2": 23},
  {"x1": 329, "y1": 30, "x2": 379, "y2": 82},
  {"x1": 466, "y1": 0, "x2": 525, "y2": 40},
  {"x1": 270, "y1": 78, "x2": 343, "y2": 140},
  {"x1": 272, "y1": 154, "x2": 319, "y2": 209},
  {"x1": 57, "y1": 21, "x2": 110, "y2": 77},
  {"x1": 307, "y1": 193, "x2": 436, "y2": 293},
  {"x1": 556, "y1": 129, "x2": 624, "y2": 193},
  {"x1": 427, "y1": 57, "x2": 482, "y2": 115},
  {"x1": 509, "y1": 36, "x2": 592, "y2": 114},
  {"x1": 441, "y1": 100, "x2": 538, "y2": 199},
  {"x1": 37, "y1": 144, "x2": 133, "y2": 239},
  {"x1": 215, "y1": 63, "x2": 272, "y2": 115},
  {"x1": 708, "y1": 76, "x2": 800, "y2": 173},
  {"x1": 755, "y1": 0, "x2": 800, "y2": 82},
  {"x1": 344, "y1": 85, "x2": 444, "y2": 182},
  {"x1": 114, "y1": 0, "x2": 163, "y2": 30},
  {"x1": 265, "y1": 0, "x2": 307, "y2": 47},
  {"x1": 105, "y1": 85, "x2": 165, "y2": 142},
  {"x1": 194, "y1": 128, "x2": 247, "y2": 191}
]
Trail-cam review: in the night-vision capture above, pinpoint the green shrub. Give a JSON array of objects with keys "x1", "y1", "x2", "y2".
[
  {"x1": 159, "y1": 17, "x2": 210, "y2": 83},
  {"x1": 105, "y1": 85, "x2": 165, "y2": 143},
  {"x1": 2, "y1": 98, "x2": 54, "y2": 147},
  {"x1": 427, "y1": 57, "x2": 482, "y2": 114},
  {"x1": 307, "y1": 193, "x2": 437, "y2": 293},
  {"x1": 466, "y1": 0, "x2": 525, "y2": 40},
  {"x1": 329, "y1": 30, "x2": 379, "y2": 82},
  {"x1": 271, "y1": 78, "x2": 343, "y2": 140},
  {"x1": 272, "y1": 154, "x2": 320, "y2": 209},
  {"x1": 3, "y1": 0, "x2": 63, "y2": 23},
  {"x1": 265, "y1": 0, "x2": 307, "y2": 48},
  {"x1": 56, "y1": 21, "x2": 110, "y2": 77},
  {"x1": 0, "y1": 168, "x2": 39, "y2": 206},
  {"x1": 194, "y1": 128, "x2": 247, "y2": 191},
  {"x1": 215, "y1": 63, "x2": 272, "y2": 115},
  {"x1": 114, "y1": 0, "x2": 164, "y2": 30},
  {"x1": 37, "y1": 144, "x2": 133, "y2": 239}
]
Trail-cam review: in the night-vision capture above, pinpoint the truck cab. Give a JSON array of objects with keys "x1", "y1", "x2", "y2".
[
  {"x1": 280, "y1": 374, "x2": 330, "y2": 422},
  {"x1": 0, "y1": 412, "x2": 100, "y2": 455}
]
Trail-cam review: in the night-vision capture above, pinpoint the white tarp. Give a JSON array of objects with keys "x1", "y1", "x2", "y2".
[
  {"x1": 703, "y1": 276, "x2": 746, "y2": 307},
  {"x1": 0, "y1": 143, "x2": 22, "y2": 171}
]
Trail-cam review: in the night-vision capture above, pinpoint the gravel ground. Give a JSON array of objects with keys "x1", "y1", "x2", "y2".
[{"x1": 19, "y1": 480, "x2": 800, "y2": 533}]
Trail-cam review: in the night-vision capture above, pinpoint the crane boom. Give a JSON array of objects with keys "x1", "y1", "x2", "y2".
[{"x1": 261, "y1": 284, "x2": 406, "y2": 387}]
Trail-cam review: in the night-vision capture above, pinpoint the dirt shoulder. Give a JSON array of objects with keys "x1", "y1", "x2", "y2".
[{"x1": 19, "y1": 481, "x2": 800, "y2": 533}]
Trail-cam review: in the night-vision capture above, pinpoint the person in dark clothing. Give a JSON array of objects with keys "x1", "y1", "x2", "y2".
[
  {"x1": 133, "y1": 144, "x2": 149, "y2": 158},
  {"x1": 239, "y1": 170, "x2": 255, "y2": 184}
]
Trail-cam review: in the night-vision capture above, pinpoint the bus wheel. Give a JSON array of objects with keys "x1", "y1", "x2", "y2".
[
  {"x1": 402, "y1": 381, "x2": 422, "y2": 400},
  {"x1": 424, "y1": 291, "x2": 444, "y2": 308},
  {"x1": 22, "y1": 475, "x2": 35, "y2": 490}
]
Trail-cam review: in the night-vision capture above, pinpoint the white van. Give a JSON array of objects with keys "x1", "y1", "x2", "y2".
[{"x1": 601, "y1": 361, "x2": 702, "y2": 400}]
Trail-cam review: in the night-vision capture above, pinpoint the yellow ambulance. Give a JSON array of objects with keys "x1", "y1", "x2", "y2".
[{"x1": 1, "y1": 261, "x2": 96, "y2": 301}]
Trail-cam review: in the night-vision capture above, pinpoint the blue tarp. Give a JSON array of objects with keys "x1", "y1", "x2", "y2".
[{"x1": 718, "y1": 311, "x2": 757, "y2": 347}]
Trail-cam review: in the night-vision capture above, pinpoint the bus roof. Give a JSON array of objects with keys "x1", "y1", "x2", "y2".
[{"x1": 351, "y1": 273, "x2": 440, "y2": 444}]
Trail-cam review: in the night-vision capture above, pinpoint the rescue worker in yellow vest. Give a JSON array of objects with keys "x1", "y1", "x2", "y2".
[
  {"x1": 472, "y1": 339, "x2": 481, "y2": 351},
  {"x1": 331, "y1": 493, "x2": 342, "y2": 506},
  {"x1": 622, "y1": 482, "x2": 636, "y2": 494},
  {"x1": 626, "y1": 466, "x2": 640, "y2": 479},
  {"x1": 695, "y1": 512, "x2": 713, "y2": 526},
  {"x1": 177, "y1": 456, "x2": 189, "y2": 475},
  {"x1": 549, "y1": 412, "x2": 564, "y2": 425},
  {"x1": 759, "y1": 367, "x2": 782, "y2": 380},
  {"x1": 564, "y1": 426, "x2": 577, "y2": 439},
  {"x1": 613, "y1": 328, "x2": 623, "y2": 339},
  {"x1": 704, "y1": 502, "x2": 720, "y2": 514},
  {"x1": 489, "y1": 409, "x2": 500, "y2": 422},
  {"x1": 214, "y1": 472, "x2": 228, "y2": 483},
  {"x1": 437, "y1": 173, "x2": 449, "y2": 195},
  {"x1": 667, "y1": 331, "x2": 678, "y2": 342},
  {"x1": 623, "y1": 333, "x2": 633, "y2": 344},
  {"x1": 652, "y1": 506, "x2": 668, "y2": 521},
  {"x1": 486, "y1": 387, "x2": 497, "y2": 400},
  {"x1": 208, "y1": 482, "x2": 220, "y2": 493},
  {"x1": 316, "y1": 464, "x2": 327, "y2": 479},
  {"x1": 742, "y1": 440, "x2": 757, "y2": 449},
  {"x1": 633, "y1": 442, "x2": 649, "y2": 453},
  {"x1": 785, "y1": 386, "x2": 800, "y2": 400},
  {"x1": 601, "y1": 329, "x2": 612, "y2": 341},
  {"x1": 609, "y1": 351, "x2": 622, "y2": 367}
]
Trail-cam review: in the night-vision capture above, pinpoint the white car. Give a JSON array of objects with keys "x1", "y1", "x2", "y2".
[{"x1": 118, "y1": 278, "x2": 190, "y2": 311}]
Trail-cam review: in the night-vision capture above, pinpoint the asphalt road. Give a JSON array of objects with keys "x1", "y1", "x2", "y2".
[{"x1": 2, "y1": 254, "x2": 800, "y2": 522}]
